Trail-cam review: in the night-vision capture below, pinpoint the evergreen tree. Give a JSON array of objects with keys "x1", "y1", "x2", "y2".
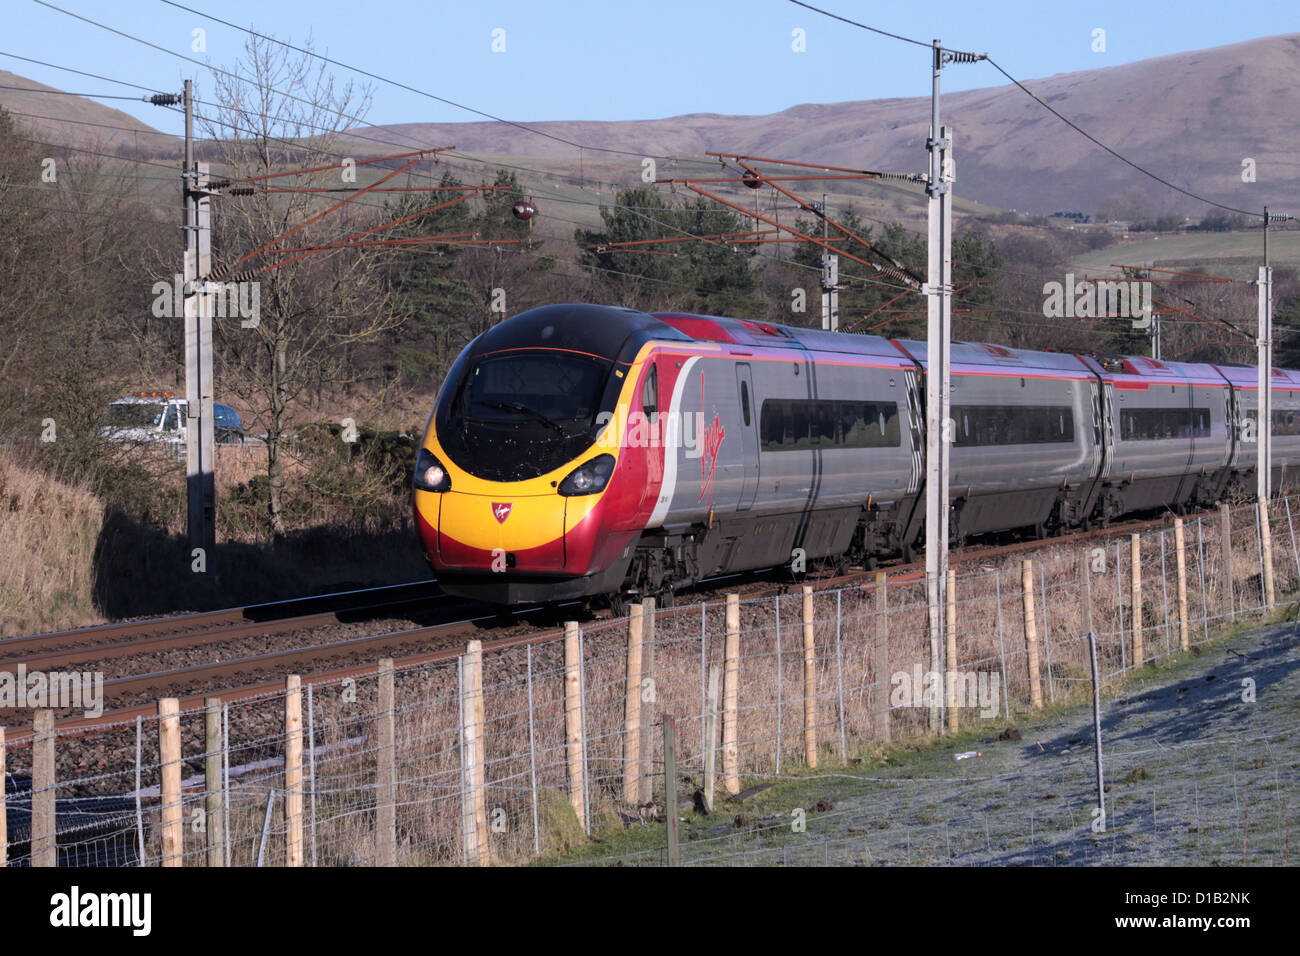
[{"x1": 577, "y1": 188, "x2": 759, "y2": 315}]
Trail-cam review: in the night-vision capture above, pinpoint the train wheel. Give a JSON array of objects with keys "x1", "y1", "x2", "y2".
[{"x1": 606, "y1": 593, "x2": 630, "y2": 618}]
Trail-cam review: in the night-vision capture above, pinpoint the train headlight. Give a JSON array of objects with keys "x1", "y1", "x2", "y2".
[
  {"x1": 558, "y1": 454, "x2": 615, "y2": 496},
  {"x1": 414, "y1": 448, "x2": 452, "y2": 493}
]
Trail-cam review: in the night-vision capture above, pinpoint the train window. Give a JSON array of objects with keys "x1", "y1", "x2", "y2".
[
  {"x1": 641, "y1": 365, "x2": 658, "y2": 418},
  {"x1": 760, "y1": 399, "x2": 901, "y2": 451},
  {"x1": 460, "y1": 351, "x2": 609, "y2": 424},
  {"x1": 950, "y1": 405, "x2": 1075, "y2": 446},
  {"x1": 1243, "y1": 409, "x2": 1300, "y2": 436},
  {"x1": 740, "y1": 381, "x2": 751, "y2": 427},
  {"x1": 1120, "y1": 407, "x2": 1211, "y2": 441}
]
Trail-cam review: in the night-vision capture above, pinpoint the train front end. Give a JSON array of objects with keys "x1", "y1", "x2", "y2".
[{"x1": 413, "y1": 303, "x2": 684, "y2": 604}]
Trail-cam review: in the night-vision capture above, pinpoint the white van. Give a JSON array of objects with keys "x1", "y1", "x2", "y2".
[{"x1": 100, "y1": 393, "x2": 246, "y2": 448}]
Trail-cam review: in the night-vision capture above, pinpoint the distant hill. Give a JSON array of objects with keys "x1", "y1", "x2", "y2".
[
  {"x1": 5, "y1": 33, "x2": 1296, "y2": 222},
  {"x1": 0, "y1": 69, "x2": 180, "y2": 155},
  {"x1": 351, "y1": 34, "x2": 1300, "y2": 218}
]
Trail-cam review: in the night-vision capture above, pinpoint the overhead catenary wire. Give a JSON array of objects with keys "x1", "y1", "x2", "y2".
[
  {"x1": 2, "y1": 40, "x2": 722, "y2": 207},
  {"x1": 982, "y1": 56, "x2": 1262, "y2": 220},
  {"x1": 2, "y1": 45, "x2": 951, "y2": 258},
  {"x1": 154, "y1": 0, "x2": 721, "y2": 167},
  {"x1": 789, "y1": 0, "x2": 1268, "y2": 221},
  {"x1": 9, "y1": 10, "x2": 1283, "y2": 353},
  {"x1": 20, "y1": 3, "x2": 1287, "y2": 237},
  {"x1": 0, "y1": 49, "x2": 163, "y2": 94},
  {"x1": 0, "y1": 82, "x2": 146, "y2": 101},
  {"x1": 7, "y1": 120, "x2": 1271, "y2": 343}
]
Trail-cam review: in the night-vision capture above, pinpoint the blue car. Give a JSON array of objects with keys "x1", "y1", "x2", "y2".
[{"x1": 214, "y1": 403, "x2": 246, "y2": 444}]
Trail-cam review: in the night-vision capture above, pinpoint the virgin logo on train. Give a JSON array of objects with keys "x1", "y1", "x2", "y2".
[
  {"x1": 699, "y1": 405, "x2": 725, "y2": 506},
  {"x1": 492, "y1": 502, "x2": 513, "y2": 524}
]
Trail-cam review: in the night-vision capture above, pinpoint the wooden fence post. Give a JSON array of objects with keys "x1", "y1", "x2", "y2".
[
  {"x1": 204, "y1": 697, "x2": 223, "y2": 867},
  {"x1": 945, "y1": 568, "x2": 958, "y2": 734},
  {"x1": 284, "y1": 677, "x2": 303, "y2": 868},
  {"x1": 1021, "y1": 561, "x2": 1043, "y2": 709},
  {"x1": 874, "y1": 572, "x2": 890, "y2": 745},
  {"x1": 636, "y1": 597, "x2": 656, "y2": 806},
  {"x1": 1174, "y1": 518, "x2": 1191, "y2": 651},
  {"x1": 1259, "y1": 498, "x2": 1276, "y2": 609},
  {"x1": 703, "y1": 664, "x2": 721, "y2": 813},
  {"x1": 622, "y1": 604, "x2": 644, "y2": 805},
  {"x1": 376, "y1": 658, "x2": 396, "y2": 867},
  {"x1": 801, "y1": 585, "x2": 818, "y2": 767},
  {"x1": 663, "y1": 716, "x2": 679, "y2": 867},
  {"x1": 722, "y1": 593, "x2": 741, "y2": 794},
  {"x1": 32, "y1": 711, "x2": 57, "y2": 867},
  {"x1": 158, "y1": 698, "x2": 182, "y2": 867},
  {"x1": 0, "y1": 727, "x2": 5, "y2": 868},
  {"x1": 461, "y1": 641, "x2": 488, "y2": 864},
  {"x1": 1130, "y1": 534, "x2": 1144, "y2": 667},
  {"x1": 564, "y1": 622, "x2": 587, "y2": 830},
  {"x1": 1220, "y1": 503, "x2": 1235, "y2": 621}
]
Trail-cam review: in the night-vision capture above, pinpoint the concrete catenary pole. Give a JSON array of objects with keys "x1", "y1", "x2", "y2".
[
  {"x1": 820, "y1": 195, "x2": 840, "y2": 331},
  {"x1": 924, "y1": 39, "x2": 954, "y2": 734},
  {"x1": 182, "y1": 78, "x2": 216, "y2": 563}
]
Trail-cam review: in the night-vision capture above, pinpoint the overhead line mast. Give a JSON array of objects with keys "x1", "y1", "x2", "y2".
[
  {"x1": 925, "y1": 40, "x2": 985, "y2": 734},
  {"x1": 1259, "y1": 207, "x2": 1293, "y2": 503}
]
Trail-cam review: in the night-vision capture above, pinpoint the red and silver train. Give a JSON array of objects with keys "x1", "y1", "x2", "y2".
[{"x1": 413, "y1": 303, "x2": 1300, "y2": 607}]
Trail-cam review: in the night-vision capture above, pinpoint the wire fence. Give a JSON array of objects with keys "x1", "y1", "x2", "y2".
[{"x1": 2, "y1": 496, "x2": 1298, "y2": 866}]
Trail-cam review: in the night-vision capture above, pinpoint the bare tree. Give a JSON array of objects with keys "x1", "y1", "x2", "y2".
[
  {"x1": 199, "y1": 36, "x2": 401, "y2": 535},
  {"x1": 0, "y1": 112, "x2": 166, "y2": 475}
]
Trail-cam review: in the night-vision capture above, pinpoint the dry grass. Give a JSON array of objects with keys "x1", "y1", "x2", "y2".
[
  {"x1": 0, "y1": 448, "x2": 106, "y2": 636},
  {"x1": 0, "y1": 441, "x2": 430, "y2": 633}
]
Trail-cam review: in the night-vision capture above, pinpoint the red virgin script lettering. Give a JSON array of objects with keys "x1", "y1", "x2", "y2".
[{"x1": 699, "y1": 406, "x2": 725, "y2": 505}]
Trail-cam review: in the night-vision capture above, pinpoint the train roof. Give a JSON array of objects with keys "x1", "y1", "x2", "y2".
[
  {"x1": 520, "y1": 306, "x2": 1300, "y2": 392},
  {"x1": 652, "y1": 312, "x2": 907, "y2": 360},
  {"x1": 1212, "y1": 364, "x2": 1300, "y2": 390},
  {"x1": 473, "y1": 303, "x2": 693, "y2": 363},
  {"x1": 1078, "y1": 354, "x2": 1225, "y2": 387},
  {"x1": 892, "y1": 338, "x2": 1093, "y2": 377}
]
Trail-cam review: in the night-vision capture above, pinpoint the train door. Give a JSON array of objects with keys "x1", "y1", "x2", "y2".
[
  {"x1": 1100, "y1": 381, "x2": 1116, "y2": 479},
  {"x1": 735, "y1": 363, "x2": 760, "y2": 512},
  {"x1": 903, "y1": 368, "x2": 924, "y2": 495},
  {"x1": 1226, "y1": 385, "x2": 1242, "y2": 470},
  {"x1": 1087, "y1": 380, "x2": 1103, "y2": 478}
]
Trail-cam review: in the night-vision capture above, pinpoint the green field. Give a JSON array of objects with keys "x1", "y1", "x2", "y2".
[{"x1": 1071, "y1": 229, "x2": 1300, "y2": 280}]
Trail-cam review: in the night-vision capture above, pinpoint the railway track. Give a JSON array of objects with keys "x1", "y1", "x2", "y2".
[
  {"x1": 0, "y1": 579, "x2": 451, "y2": 666},
  {"x1": 1, "y1": 507, "x2": 1194, "y2": 741}
]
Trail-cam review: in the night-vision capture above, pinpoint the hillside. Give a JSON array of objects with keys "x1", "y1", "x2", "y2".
[
  {"x1": 352, "y1": 34, "x2": 1300, "y2": 217},
  {"x1": 0, "y1": 68, "x2": 180, "y2": 155},
  {"x1": 6, "y1": 35, "x2": 1296, "y2": 220}
]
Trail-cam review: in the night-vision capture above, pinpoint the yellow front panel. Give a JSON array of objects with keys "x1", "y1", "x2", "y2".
[{"x1": 439, "y1": 490, "x2": 567, "y2": 552}]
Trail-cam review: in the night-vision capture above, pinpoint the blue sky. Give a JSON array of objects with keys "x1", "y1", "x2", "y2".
[{"x1": 4, "y1": 0, "x2": 1295, "y2": 135}]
